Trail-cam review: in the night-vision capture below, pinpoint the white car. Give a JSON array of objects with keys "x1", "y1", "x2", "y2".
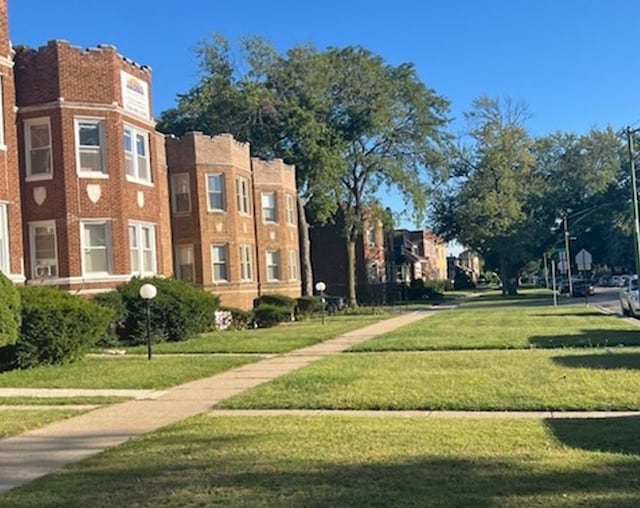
[{"x1": 620, "y1": 275, "x2": 639, "y2": 317}]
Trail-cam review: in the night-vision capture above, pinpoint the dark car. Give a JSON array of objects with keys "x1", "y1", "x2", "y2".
[
  {"x1": 324, "y1": 295, "x2": 347, "y2": 313},
  {"x1": 572, "y1": 281, "x2": 595, "y2": 297}
]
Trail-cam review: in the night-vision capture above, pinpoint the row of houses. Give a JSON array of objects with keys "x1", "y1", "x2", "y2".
[{"x1": 0, "y1": 0, "x2": 455, "y2": 309}]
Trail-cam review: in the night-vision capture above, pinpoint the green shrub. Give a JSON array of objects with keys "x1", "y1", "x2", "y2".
[
  {"x1": 253, "y1": 304, "x2": 292, "y2": 328},
  {"x1": 218, "y1": 306, "x2": 253, "y2": 330},
  {"x1": 253, "y1": 294, "x2": 296, "y2": 310},
  {"x1": 116, "y1": 277, "x2": 220, "y2": 344},
  {"x1": 0, "y1": 271, "x2": 21, "y2": 347},
  {"x1": 454, "y1": 271, "x2": 475, "y2": 290},
  {"x1": 295, "y1": 296, "x2": 323, "y2": 319},
  {"x1": 407, "y1": 279, "x2": 445, "y2": 301},
  {"x1": 15, "y1": 286, "x2": 114, "y2": 368},
  {"x1": 92, "y1": 290, "x2": 126, "y2": 347}
]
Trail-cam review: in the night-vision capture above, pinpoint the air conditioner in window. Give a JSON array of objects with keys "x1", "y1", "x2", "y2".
[{"x1": 35, "y1": 264, "x2": 53, "y2": 278}]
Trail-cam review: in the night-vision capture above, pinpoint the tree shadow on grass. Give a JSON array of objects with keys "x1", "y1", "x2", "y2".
[
  {"x1": 551, "y1": 352, "x2": 640, "y2": 370},
  {"x1": 545, "y1": 415, "x2": 640, "y2": 456},
  {"x1": 529, "y1": 329, "x2": 640, "y2": 348},
  {"x1": 5, "y1": 442, "x2": 640, "y2": 508}
]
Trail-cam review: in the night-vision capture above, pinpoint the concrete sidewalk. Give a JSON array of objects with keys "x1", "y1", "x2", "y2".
[{"x1": 0, "y1": 311, "x2": 431, "y2": 493}]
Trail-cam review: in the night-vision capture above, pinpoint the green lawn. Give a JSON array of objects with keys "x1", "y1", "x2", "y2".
[
  {"x1": 352, "y1": 305, "x2": 639, "y2": 351},
  {"x1": 217, "y1": 349, "x2": 640, "y2": 411},
  {"x1": 0, "y1": 409, "x2": 86, "y2": 439},
  {"x1": 123, "y1": 314, "x2": 387, "y2": 354},
  {"x1": 3, "y1": 415, "x2": 639, "y2": 507},
  {"x1": 0, "y1": 356, "x2": 259, "y2": 389},
  {"x1": 0, "y1": 396, "x2": 128, "y2": 406}
]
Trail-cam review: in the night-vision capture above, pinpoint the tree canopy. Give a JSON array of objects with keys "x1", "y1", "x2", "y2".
[{"x1": 159, "y1": 35, "x2": 451, "y2": 304}]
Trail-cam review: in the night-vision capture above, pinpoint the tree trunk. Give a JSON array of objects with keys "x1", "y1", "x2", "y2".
[
  {"x1": 500, "y1": 255, "x2": 518, "y2": 296},
  {"x1": 346, "y1": 239, "x2": 358, "y2": 307},
  {"x1": 297, "y1": 196, "x2": 313, "y2": 296}
]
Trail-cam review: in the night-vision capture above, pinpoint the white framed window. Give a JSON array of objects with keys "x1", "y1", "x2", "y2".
[
  {"x1": 129, "y1": 222, "x2": 157, "y2": 275},
  {"x1": 366, "y1": 227, "x2": 375, "y2": 247},
  {"x1": 175, "y1": 244, "x2": 194, "y2": 282},
  {"x1": 0, "y1": 203, "x2": 9, "y2": 274},
  {"x1": 81, "y1": 221, "x2": 111, "y2": 275},
  {"x1": 171, "y1": 173, "x2": 191, "y2": 214},
  {"x1": 0, "y1": 75, "x2": 5, "y2": 150},
  {"x1": 75, "y1": 118, "x2": 106, "y2": 176},
  {"x1": 266, "y1": 250, "x2": 280, "y2": 281},
  {"x1": 262, "y1": 192, "x2": 277, "y2": 222},
  {"x1": 289, "y1": 250, "x2": 298, "y2": 281},
  {"x1": 286, "y1": 194, "x2": 296, "y2": 225},
  {"x1": 25, "y1": 118, "x2": 52, "y2": 180},
  {"x1": 207, "y1": 173, "x2": 225, "y2": 211},
  {"x1": 29, "y1": 221, "x2": 58, "y2": 278},
  {"x1": 124, "y1": 125, "x2": 151, "y2": 184},
  {"x1": 239, "y1": 244, "x2": 254, "y2": 282},
  {"x1": 236, "y1": 176, "x2": 251, "y2": 215},
  {"x1": 211, "y1": 244, "x2": 228, "y2": 282}
]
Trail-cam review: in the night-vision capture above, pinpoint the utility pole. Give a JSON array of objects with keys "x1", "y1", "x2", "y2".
[
  {"x1": 626, "y1": 126, "x2": 640, "y2": 286},
  {"x1": 563, "y1": 214, "x2": 573, "y2": 296}
]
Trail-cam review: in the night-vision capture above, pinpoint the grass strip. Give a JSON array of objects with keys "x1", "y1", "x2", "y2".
[
  {"x1": 352, "y1": 304, "x2": 639, "y2": 351},
  {"x1": 0, "y1": 409, "x2": 86, "y2": 439},
  {"x1": 2, "y1": 415, "x2": 639, "y2": 507},
  {"x1": 122, "y1": 314, "x2": 388, "y2": 355},
  {"x1": 0, "y1": 356, "x2": 258, "y2": 389},
  {"x1": 218, "y1": 349, "x2": 640, "y2": 411}
]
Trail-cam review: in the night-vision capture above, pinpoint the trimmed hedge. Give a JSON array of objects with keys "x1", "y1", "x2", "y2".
[
  {"x1": 253, "y1": 304, "x2": 292, "y2": 328},
  {"x1": 0, "y1": 271, "x2": 21, "y2": 347},
  {"x1": 15, "y1": 286, "x2": 114, "y2": 368},
  {"x1": 295, "y1": 296, "x2": 323, "y2": 319},
  {"x1": 115, "y1": 277, "x2": 220, "y2": 344},
  {"x1": 92, "y1": 290, "x2": 126, "y2": 347},
  {"x1": 253, "y1": 294, "x2": 296, "y2": 310}
]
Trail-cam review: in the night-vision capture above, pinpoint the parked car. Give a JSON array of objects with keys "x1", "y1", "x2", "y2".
[
  {"x1": 324, "y1": 295, "x2": 347, "y2": 313},
  {"x1": 620, "y1": 275, "x2": 639, "y2": 317},
  {"x1": 572, "y1": 281, "x2": 595, "y2": 297}
]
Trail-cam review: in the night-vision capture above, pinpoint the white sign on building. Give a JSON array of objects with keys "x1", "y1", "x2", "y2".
[{"x1": 120, "y1": 70, "x2": 150, "y2": 119}]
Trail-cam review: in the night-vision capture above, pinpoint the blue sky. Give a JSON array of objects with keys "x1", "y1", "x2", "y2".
[{"x1": 8, "y1": 1, "x2": 638, "y2": 252}]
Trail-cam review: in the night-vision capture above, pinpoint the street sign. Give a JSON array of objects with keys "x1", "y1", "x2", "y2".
[
  {"x1": 575, "y1": 249, "x2": 592, "y2": 271},
  {"x1": 557, "y1": 248, "x2": 567, "y2": 260},
  {"x1": 557, "y1": 260, "x2": 568, "y2": 273}
]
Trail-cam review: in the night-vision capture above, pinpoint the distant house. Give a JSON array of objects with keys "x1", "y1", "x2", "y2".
[
  {"x1": 310, "y1": 215, "x2": 386, "y2": 304},
  {"x1": 389, "y1": 229, "x2": 447, "y2": 284}
]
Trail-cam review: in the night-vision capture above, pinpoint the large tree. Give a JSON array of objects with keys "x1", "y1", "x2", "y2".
[
  {"x1": 159, "y1": 36, "x2": 450, "y2": 305},
  {"x1": 434, "y1": 97, "x2": 538, "y2": 294}
]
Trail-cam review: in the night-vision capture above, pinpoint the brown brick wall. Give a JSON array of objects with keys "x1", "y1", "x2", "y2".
[
  {"x1": 15, "y1": 40, "x2": 171, "y2": 290},
  {"x1": 166, "y1": 134, "x2": 302, "y2": 309},
  {"x1": 0, "y1": 0, "x2": 24, "y2": 279}
]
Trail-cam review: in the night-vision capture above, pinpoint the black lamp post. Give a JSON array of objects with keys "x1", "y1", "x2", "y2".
[
  {"x1": 315, "y1": 281, "x2": 326, "y2": 325},
  {"x1": 139, "y1": 282, "x2": 157, "y2": 360}
]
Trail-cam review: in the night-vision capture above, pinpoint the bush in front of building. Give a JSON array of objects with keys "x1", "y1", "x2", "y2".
[
  {"x1": 253, "y1": 304, "x2": 293, "y2": 328},
  {"x1": 295, "y1": 296, "x2": 324, "y2": 319},
  {"x1": 253, "y1": 294, "x2": 296, "y2": 311},
  {"x1": 218, "y1": 306, "x2": 253, "y2": 330},
  {"x1": 115, "y1": 277, "x2": 220, "y2": 344},
  {"x1": 15, "y1": 286, "x2": 114, "y2": 369},
  {"x1": 92, "y1": 290, "x2": 127, "y2": 347},
  {"x1": 0, "y1": 271, "x2": 21, "y2": 347}
]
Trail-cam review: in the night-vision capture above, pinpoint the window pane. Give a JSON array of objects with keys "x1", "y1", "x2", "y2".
[
  {"x1": 208, "y1": 174, "x2": 225, "y2": 210},
  {"x1": 30, "y1": 149, "x2": 51, "y2": 175},
  {"x1": 30, "y1": 124, "x2": 50, "y2": 148},
  {"x1": 79, "y1": 123, "x2": 100, "y2": 146},
  {"x1": 35, "y1": 227, "x2": 56, "y2": 259},
  {"x1": 86, "y1": 249, "x2": 108, "y2": 273},
  {"x1": 86, "y1": 224, "x2": 106, "y2": 247},
  {"x1": 79, "y1": 150, "x2": 103, "y2": 173}
]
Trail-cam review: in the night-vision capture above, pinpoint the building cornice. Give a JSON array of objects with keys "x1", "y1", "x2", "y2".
[{"x1": 17, "y1": 100, "x2": 157, "y2": 128}]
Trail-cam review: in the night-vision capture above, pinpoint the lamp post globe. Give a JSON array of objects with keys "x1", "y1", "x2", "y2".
[
  {"x1": 315, "y1": 282, "x2": 327, "y2": 325},
  {"x1": 139, "y1": 283, "x2": 157, "y2": 360},
  {"x1": 315, "y1": 281, "x2": 326, "y2": 292}
]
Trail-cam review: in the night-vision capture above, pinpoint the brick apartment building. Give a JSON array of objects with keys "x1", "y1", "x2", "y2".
[
  {"x1": 13, "y1": 40, "x2": 173, "y2": 292},
  {"x1": 0, "y1": 0, "x2": 301, "y2": 308},
  {"x1": 166, "y1": 132, "x2": 301, "y2": 309},
  {"x1": 0, "y1": 0, "x2": 23, "y2": 282}
]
